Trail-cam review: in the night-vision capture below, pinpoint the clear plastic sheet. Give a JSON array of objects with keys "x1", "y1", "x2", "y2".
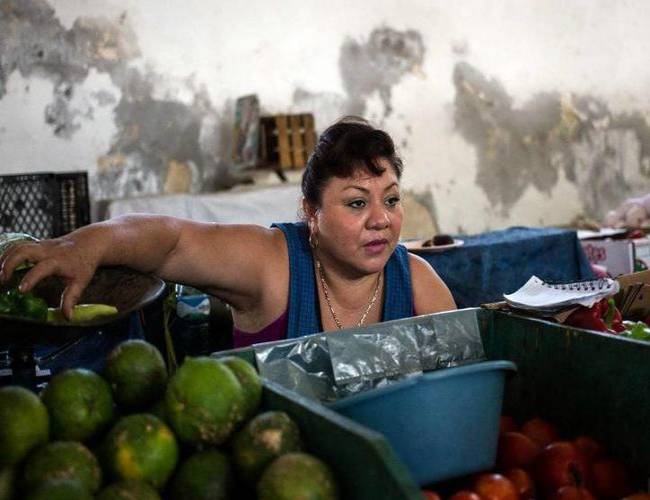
[
  {"x1": 254, "y1": 309, "x2": 486, "y2": 402},
  {"x1": 327, "y1": 327, "x2": 422, "y2": 398},
  {"x1": 420, "y1": 311, "x2": 486, "y2": 370},
  {"x1": 255, "y1": 334, "x2": 338, "y2": 402}
]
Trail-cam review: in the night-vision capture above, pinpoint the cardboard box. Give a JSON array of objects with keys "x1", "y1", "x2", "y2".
[
  {"x1": 580, "y1": 238, "x2": 635, "y2": 277},
  {"x1": 633, "y1": 237, "x2": 650, "y2": 270},
  {"x1": 615, "y1": 269, "x2": 650, "y2": 320}
]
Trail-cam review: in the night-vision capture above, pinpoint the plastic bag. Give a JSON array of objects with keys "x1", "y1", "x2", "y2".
[{"x1": 254, "y1": 309, "x2": 486, "y2": 402}]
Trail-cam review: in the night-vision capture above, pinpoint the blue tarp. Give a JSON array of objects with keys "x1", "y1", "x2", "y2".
[{"x1": 418, "y1": 227, "x2": 595, "y2": 309}]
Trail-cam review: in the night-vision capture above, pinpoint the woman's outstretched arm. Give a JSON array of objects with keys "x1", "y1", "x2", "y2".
[{"x1": 0, "y1": 214, "x2": 285, "y2": 318}]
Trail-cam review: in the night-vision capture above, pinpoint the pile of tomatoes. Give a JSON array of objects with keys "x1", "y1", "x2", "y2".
[{"x1": 421, "y1": 416, "x2": 648, "y2": 500}]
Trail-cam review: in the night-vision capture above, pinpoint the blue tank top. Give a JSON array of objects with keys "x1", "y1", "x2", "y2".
[{"x1": 272, "y1": 222, "x2": 414, "y2": 339}]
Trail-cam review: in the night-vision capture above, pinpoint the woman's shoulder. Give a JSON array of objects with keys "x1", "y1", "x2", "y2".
[
  {"x1": 218, "y1": 223, "x2": 289, "y2": 257},
  {"x1": 270, "y1": 221, "x2": 308, "y2": 242},
  {"x1": 406, "y1": 251, "x2": 430, "y2": 269},
  {"x1": 407, "y1": 252, "x2": 457, "y2": 313},
  {"x1": 406, "y1": 252, "x2": 437, "y2": 285}
]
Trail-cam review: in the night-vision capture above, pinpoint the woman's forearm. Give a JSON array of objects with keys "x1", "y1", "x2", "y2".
[
  {"x1": 0, "y1": 214, "x2": 197, "y2": 316},
  {"x1": 73, "y1": 214, "x2": 184, "y2": 274}
]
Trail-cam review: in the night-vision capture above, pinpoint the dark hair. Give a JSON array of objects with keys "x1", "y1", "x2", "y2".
[{"x1": 301, "y1": 116, "x2": 403, "y2": 208}]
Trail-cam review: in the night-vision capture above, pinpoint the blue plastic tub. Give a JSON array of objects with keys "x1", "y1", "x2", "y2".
[{"x1": 329, "y1": 360, "x2": 517, "y2": 486}]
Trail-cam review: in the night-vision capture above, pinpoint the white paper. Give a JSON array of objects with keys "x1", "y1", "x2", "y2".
[{"x1": 504, "y1": 276, "x2": 619, "y2": 312}]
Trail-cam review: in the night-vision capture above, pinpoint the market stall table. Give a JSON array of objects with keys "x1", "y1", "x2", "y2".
[{"x1": 411, "y1": 227, "x2": 594, "y2": 308}]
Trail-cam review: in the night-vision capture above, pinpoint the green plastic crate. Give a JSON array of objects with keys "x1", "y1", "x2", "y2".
[
  {"x1": 480, "y1": 308, "x2": 650, "y2": 482},
  {"x1": 219, "y1": 306, "x2": 650, "y2": 493}
]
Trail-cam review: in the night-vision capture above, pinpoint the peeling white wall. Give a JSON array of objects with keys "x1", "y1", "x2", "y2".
[{"x1": 2, "y1": 0, "x2": 650, "y2": 234}]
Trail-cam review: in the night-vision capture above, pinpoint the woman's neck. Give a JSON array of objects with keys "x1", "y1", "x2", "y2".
[{"x1": 313, "y1": 252, "x2": 382, "y2": 312}]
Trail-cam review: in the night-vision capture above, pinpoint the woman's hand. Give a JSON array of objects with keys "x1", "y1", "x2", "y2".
[{"x1": 0, "y1": 236, "x2": 100, "y2": 319}]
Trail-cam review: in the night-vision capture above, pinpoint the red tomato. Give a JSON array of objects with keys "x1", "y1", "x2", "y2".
[{"x1": 421, "y1": 490, "x2": 441, "y2": 500}]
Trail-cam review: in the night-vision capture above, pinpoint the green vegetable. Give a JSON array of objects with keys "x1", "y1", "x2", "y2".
[
  {"x1": 603, "y1": 298, "x2": 616, "y2": 329},
  {"x1": 0, "y1": 288, "x2": 48, "y2": 321},
  {"x1": 19, "y1": 294, "x2": 48, "y2": 321},
  {"x1": 0, "y1": 291, "x2": 13, "y2": 314},
  {"x1": 621, "y1": 321, "x2": 650, "y2": 341},
  {"x1": 46, "y1": 304, "x2": 118, "y2": 324}
]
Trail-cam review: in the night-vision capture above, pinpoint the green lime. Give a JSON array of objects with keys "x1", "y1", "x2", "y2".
[
  {"x1": 21, "y1": 440, "x2": 102, "y2": 494},
  {"x1": 104, "y1": 340, "x2": 167, "y2": 410},
  {"x1": 102, "y1": 413, "x2": 178, "y2": 490},
  {"x1": 42, "y1": 368, "x2": 114, "y2": 442},
  {"x1": 232, "y1": 411, "x2": 302, "y2": 482},
  {"x1": 96, "y1": 480, "x2": 161, "y2": 500},
  {"x1": 0, "y1": 386, "x2": 49, "y2": 466},
  {"x1": 25, "y1": 479, "x2": 93, "y2": 500},
  {"x1": 219, "y1": 356, "x2": 262, "y2": 421},
  {"x1": 258, "y1": 452, "x2": 338, "y2": 500},
  {"x1": 0, "y1": 467, "x2": 15, "y2": 500},
  {"x1": 165, "y1": 357, "x2": 244, "y2": 447},
  {"x1": 170, "y1": 449, "x2": 233, "y2": 500}
]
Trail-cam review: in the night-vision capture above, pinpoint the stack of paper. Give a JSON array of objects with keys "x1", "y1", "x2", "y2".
[{"x1": 504, "y1": 276, "x2": 619, "y2": 314}]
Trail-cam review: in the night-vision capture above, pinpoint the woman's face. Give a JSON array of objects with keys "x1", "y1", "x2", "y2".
[{"x1": 310, "y1": 159, "x2": 403, "y2": 277}]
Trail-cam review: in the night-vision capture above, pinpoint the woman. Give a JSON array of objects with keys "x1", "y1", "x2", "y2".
[{"x1": 0, "y1": 117, "x2": 456, "y2": 346}]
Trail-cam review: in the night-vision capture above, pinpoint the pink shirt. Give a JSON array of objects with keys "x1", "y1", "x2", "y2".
[{"x1": 232, "y1": 310, "x2": 289, "y2": 348}]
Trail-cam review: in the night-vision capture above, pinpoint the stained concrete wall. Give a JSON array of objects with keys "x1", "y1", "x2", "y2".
[{"x1": 2, "y1": 0, "x2": 650, "y2": 234}]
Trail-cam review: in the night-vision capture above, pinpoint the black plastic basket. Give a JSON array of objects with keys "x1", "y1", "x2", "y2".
[{"x1": 0, "y1": 172, "x2": 90, "y2": 239}]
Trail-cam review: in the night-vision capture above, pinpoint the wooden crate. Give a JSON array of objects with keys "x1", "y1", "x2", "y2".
[{"x1": 259, "y1": 113, "x2": 316, "y2": 170}]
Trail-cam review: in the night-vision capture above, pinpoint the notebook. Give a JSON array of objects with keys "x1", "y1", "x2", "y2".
[{"x1": 504, "y1": 276, "x2": 619, "y2": 313}]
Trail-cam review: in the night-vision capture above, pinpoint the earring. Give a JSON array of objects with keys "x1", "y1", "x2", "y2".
[{"x1": 309, "y1": 232, "x2": 319, "y2": 249}]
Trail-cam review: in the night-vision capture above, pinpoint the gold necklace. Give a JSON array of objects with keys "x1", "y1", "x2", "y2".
[{"x1": 316, "y1": 258, "x2": 381, "y2": 329}]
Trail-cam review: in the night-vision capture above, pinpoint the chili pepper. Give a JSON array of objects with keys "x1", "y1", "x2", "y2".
[
  {"x1": 612, "y1": 310, "x2": 625, "y2": 333},
  {"x1": 603, "y1": 297, "x2": 625, "y2": 333},
  {"x1": 565, "y1": 298, "x2": 624, "y2": 334},
  {"x1": 565, "y1": 300, "x2": 608, "y2": 332}
]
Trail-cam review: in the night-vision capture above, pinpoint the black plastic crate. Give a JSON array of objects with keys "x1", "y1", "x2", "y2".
[{"x1": 0, "y1": 172, "x2": 90, "y2": 239}]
